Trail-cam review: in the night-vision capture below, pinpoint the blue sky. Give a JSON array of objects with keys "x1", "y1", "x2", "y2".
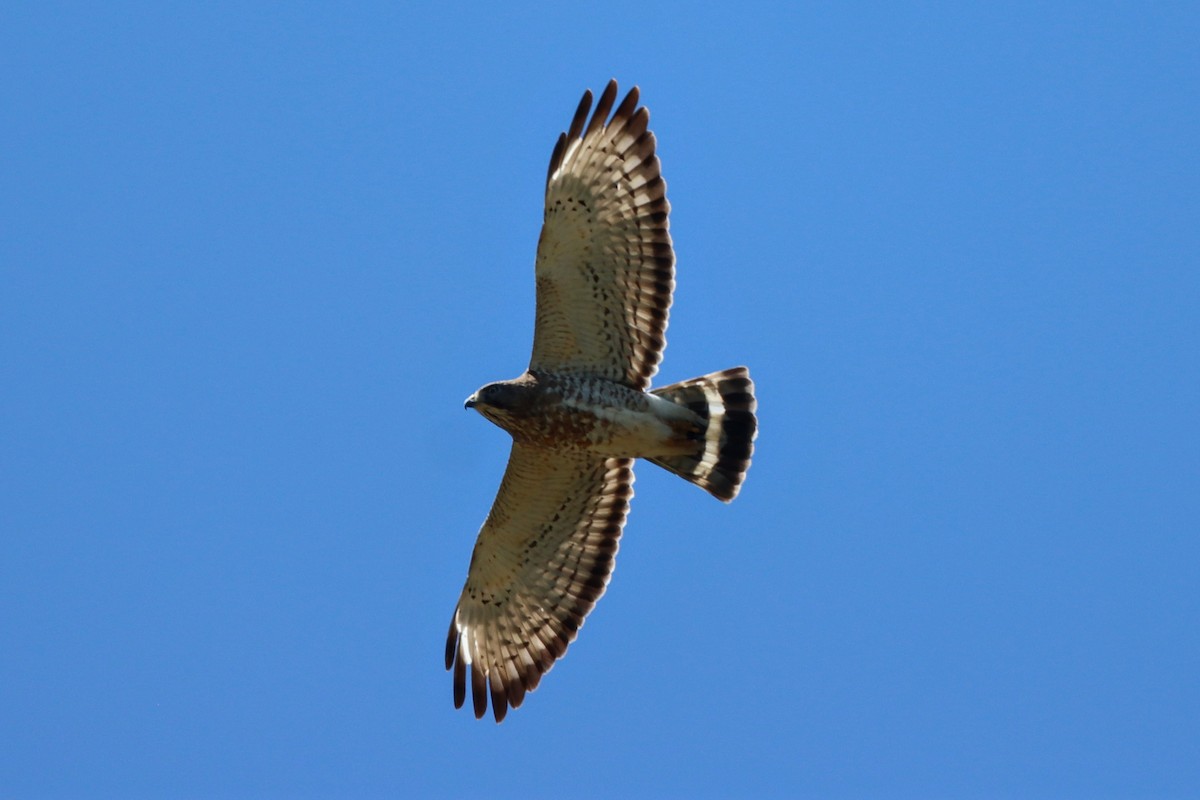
[{"x1": 2, "y1": 3, "x2": 1197, "y2": 798}]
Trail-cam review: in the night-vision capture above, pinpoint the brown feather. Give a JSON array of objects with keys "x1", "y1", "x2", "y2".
[
  {"x1": 452, "y1": 648, "x2": 466, "y2": 709},
  {"x1": 471, "y1": 662, "x2": 487, "y2": 719},
  {"x1": 565, "y1": 89, "x2": 591, "y2": 144},
  {"x1": 585, "y1": 79, "x2": 619, "y2": 138}
]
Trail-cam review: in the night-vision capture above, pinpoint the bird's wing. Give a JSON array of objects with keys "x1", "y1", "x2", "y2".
[
  {"x1": 529, "y1": 80, "x2": 675, "y2": 390},
  {"x1": 446, "y1": 443, "x2": 634, "y2": 722}
]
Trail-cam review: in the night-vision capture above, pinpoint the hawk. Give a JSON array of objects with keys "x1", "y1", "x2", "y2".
[{"x1": 446, "y1": 80, "x2": 757, "y2": 722}]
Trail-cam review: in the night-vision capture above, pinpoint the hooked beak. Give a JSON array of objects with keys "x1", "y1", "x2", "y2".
[{"x1": 464, "y1": 394, "x2": 477, "y2": 410}]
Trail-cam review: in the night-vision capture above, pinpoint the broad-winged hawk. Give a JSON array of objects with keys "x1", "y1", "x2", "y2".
[{"x1": 446, "y1": 80, "x2": 757, "y2": 722}]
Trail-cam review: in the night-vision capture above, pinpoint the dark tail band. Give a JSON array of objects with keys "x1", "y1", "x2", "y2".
[{"x1": 649, "y1": 367, "x2": 757, "y2": 502}]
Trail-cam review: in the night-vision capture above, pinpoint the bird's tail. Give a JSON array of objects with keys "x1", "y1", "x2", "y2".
[{"x1": 648, "y1": 367, "x2": 757, "y2": 502}]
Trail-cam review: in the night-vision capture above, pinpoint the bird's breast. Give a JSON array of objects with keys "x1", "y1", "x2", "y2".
[{"x1": 499, "y1": 379, "x2": 690, "y2": 458}]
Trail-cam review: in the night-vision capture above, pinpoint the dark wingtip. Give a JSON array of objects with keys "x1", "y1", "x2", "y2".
[
  {"x1": 586, "y1": 79, "x2": 620, "y2": 138},
  {"x1": 445, "y1": 617, "x2": 458, "y2": 670},
  {"x1": 566, "y1": 88, "x2": 593, "y2": 143},
  {"x1": 546, "y1": 132, "x2": 567, "y2": 187},
  {"x1": 452, "y1": 653, "x2": 466, "y2": 709},
  {"x1": 612, "y1": 83, "x2": 640, "y2": 124},
  {"x1": 471, "y1": 664, "x2": 487, "y2": 719},
  {"x1": 491, "y1": 679, "x2": 508, "y2": 723}
]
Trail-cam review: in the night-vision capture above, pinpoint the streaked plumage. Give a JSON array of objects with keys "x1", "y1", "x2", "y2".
[{"x1": 447, "y1": 81, "x2": 758, "y2": 722}]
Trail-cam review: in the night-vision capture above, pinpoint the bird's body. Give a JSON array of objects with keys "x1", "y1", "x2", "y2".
[
  {"x1": 467, "y1": 372, "x2": 701, "y2": 457},
  {"x1": 447, "y1": 81, "x2": 758, "y2": 722}
]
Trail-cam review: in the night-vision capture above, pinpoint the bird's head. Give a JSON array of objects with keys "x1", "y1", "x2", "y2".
[{"x1": 464, "y1": 380, "x2": 531, "y2": 429}]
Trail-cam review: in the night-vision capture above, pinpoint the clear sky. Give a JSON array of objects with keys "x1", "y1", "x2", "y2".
[{"x1": 2, "y1": 3, "x2": 1197, "y2": 798}]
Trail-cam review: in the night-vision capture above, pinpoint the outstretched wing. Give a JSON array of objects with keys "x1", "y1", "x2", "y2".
[
  {"x1": 530, "y1": 80, "x2": 675, "y2": 391},
  {"x1": 445, "y1": 443, "x2": 634, "y2": 722}
]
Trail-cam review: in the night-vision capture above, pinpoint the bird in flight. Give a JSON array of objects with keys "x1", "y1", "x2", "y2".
[{"x1": 446, "y1": 80, "x2": 757, "y2": 722}]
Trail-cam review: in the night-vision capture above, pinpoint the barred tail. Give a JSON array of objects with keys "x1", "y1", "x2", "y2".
[{"x1": 649, "y1": 367, "x2": 757, "y2": 502}]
